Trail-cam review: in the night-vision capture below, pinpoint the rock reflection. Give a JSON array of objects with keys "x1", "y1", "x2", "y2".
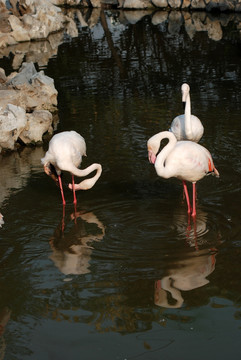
[
  {"x1": 0, "y1": 146, "x2": 46, "y2": 207},
  {"x1": 0, "y1": 33, "x2": 64, "y2": 70},
  {"x1": 154, "y1": 248, "x2": 217, "y2": 308},
  {"x1": 1, "y1": 8, "x2": 240, "y2": 73},
  {"x1": 49, "y1": 208, "x2": 105, "y2": 276}
]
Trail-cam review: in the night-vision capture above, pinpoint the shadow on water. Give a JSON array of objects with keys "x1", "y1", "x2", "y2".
[{"x1": 1, "y1": 7, "x2": 241, "y2": 360}]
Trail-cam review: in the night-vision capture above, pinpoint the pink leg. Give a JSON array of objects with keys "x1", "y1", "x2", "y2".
[
  {"x1": 192, "y1": 182, "x2": 196, "y2": 217},
  {"x1": 182, "y1": 180, "x2": 191, "y2": 214},
  {"x1": 72, "y1": 175, "x2": 77, "y2": 204},
  {"x1": 61, "y1": 204, "x2": 65, "y2": 232},
  {"x1": 58, "y1": 175, "x2": 66, "y2": 206}
]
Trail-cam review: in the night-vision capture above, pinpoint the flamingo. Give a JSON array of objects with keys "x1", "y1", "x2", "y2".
[
  {"x1": 41, "y1": 131, "x2": 102, "y2": 205},
  {"x1": 170, "y1": 83, "x2": 204, "y2": 142},
  {"x1": 147, "y1": 131, "x2": 219, "y2": 217}
]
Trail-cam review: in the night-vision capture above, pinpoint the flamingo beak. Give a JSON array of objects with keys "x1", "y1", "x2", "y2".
[
  {"x1": 148, "y1": 150, "x2": 156, "y2": 164},
  {"x1": 44, "y1": 164, "x2": 59, "y2": 185}
]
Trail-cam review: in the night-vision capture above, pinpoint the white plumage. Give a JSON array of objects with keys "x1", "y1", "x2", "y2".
[
  {"x1": 147, "y1": 131, "x2": 219, "y2": 217},
  {"x1": 41, "y1": 131, "x2": 102, "y2": 205},
  {"x1": 170, "y1": 83, "x2": 204, "y2": 142}
]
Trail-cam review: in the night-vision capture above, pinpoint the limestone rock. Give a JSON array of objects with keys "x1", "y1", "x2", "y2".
[
  {"x1": 8, "y1": 15, "x2": 31, "y2": 42},
  {"x1": 122, "y1": 0, "x2": 155, "y2": 9},
  {"x1": 0, "y1": 104, "x2": 27, "y2": 151},
  {"x1": 181, "y1": 0, "x2": 191, "y2": 8},
  {"x1": 7, "y1": 62, "x2": 37, "y2": 86},
  {"x1": 151, "y1": 0, "x2": 168, "y2": 8},
  {"x1": 190, "y1": 0, "x2": 206, "y2": 8},
  {"x1": 19, "y1": 110, "x2": 53, "y2": 144},
  {"x1": 168, "y1": 0, "x2": 181, "y2": 8}
]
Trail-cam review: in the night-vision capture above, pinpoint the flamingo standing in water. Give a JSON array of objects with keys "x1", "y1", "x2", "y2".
[
  {"x1": 170, "y1": 83, "x2": 204, "y2": 142},
  {"x1": 147, "y1": 131, "x2": 219, "y2": 217},
  {"x1": 41, "y1": 131, "x2": 102, "y2": 205}
]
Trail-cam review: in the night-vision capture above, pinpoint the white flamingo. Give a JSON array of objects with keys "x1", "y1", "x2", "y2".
[
  {"x1": 41, "y1": 131, "x2": 102, "y2": 205},
  {"x1": 170, "y1": 83, "x2": 204, "y2": 142},
  {"x1": 147, "y1": 131, "x2": 219, "y2": 217}
]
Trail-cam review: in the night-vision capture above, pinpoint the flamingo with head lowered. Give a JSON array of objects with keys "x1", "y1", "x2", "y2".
[
  {"x1": 147, "y1": 131, "x2": 219, "y2": 217},
  {"x1": 170, "y1": 83, "x2": 204, "y2": 142},
  {"x1": 41, "y1": 131, "x2": 102, "y2": 205}
]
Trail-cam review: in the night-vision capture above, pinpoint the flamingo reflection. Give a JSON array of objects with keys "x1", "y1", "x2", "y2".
[
  {"x1": 155, "y1": 206, "x2": 219, "y2": 308},
  {"x1": 49, "y1": 208, "x2": 105, "y2": 275},
  {"x1": 155, "y1": 249, "x2": 217, "y2": 309}
]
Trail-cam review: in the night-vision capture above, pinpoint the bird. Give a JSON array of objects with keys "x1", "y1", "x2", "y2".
[
  {"x1": 170, "y1": 83, "x2": 204, "y2": 142},
  {"x1": 147, "y1": 131, "x2": 219, "y2": 217},
  {"x1": 41, "y1": 131, "x2": 102, "y2": 205}
]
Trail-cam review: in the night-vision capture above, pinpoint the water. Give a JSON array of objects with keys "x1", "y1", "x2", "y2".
[{"x1": 0, "y1": 9, "x2": 241, "y2": 360}]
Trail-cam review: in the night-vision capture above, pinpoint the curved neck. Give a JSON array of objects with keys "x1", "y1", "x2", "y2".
[
  {"x1": 159, "y1": 276, "x2": 184, "y2": 308},
  {"x1": 152, "y1": 131, "x2": 177, "y2": 178},
  {"x1": 71, "y1": 163, "x2": 102, "y2": 190}
]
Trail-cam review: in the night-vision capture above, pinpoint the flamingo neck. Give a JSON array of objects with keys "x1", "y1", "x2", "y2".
[
  {"x1": 153, "y1": 131, "x2": 177, "y2": 178},
  {"x1": 69, "y1": 163, "x2": 102, "y2": 190},
  {"x1": 184, "y1": 92, "x2": 192, "y2": 139},
  {"x1": 159, "y1": 276, "x2": 184, "y2": 308}
]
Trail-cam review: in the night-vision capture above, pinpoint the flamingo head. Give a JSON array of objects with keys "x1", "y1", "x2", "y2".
[
  {"x1": 148, "y1": 150, "x2": 156, "y2": 164},
  {"x1": 147, "y1": 137, "x2": 159, "y2": 164},
  {"x1": 181, "y1": 83, "x2": 190, "y2": 102},
  {"x1": 44, "y1": 163, "x2": 60, "y2": 186}
]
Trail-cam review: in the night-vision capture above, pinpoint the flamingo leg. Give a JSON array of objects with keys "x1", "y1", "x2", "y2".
[
  {"x1": 192, "y1": 182, "x2": 196, "y2": 217},
  {"x1": 182, "y1": 180, "x2": 191, "y2": 214},
  {"x1": 72, "y1": 175, "x2": 77, "y2": 205},
  {"x1": 61, "y1": 204, "x2": 65, "y2": 232},
  {"x1": 58, "y1": 175, "x2": 66, "y2": 206}
]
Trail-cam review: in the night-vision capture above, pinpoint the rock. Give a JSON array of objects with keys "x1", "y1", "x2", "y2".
[
  {"x1": 8, "y1": 15, "x2": 31, "y2": 42},
  {"x1": 151, "y1": 0, "x2": 168, "y2": 8},
  {"x1": 181, "y1": 0, "x2": 191, "y2": 8},
  {"x1": 122, "y1": 0, "x2": 155, "y2": 8},
  {"x1": 190, "y1": 0, "x2": 206, "y2": 8},
  {"x1": 4, "y1": 62, "x2": 58, "y2": 112},
  {"x1": 168, "y1": 0, "x2": 181, "y2": 8},
  {"x1": 7, "y1": 62, "x2": 37, "y2": 86},
  {"x1": 19, "y1": 110, "x2": 53, "y2": 144},
  {"x1": 0, "y1": 104, "x2": 27, "y2": 151},
  {"x1": 0, "y1": 68, "x2": 7, "y2": 83}
]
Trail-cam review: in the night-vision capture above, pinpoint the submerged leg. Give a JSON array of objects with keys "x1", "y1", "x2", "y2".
[
  {"x1": 182, "y1": 180, "x2": 191, "y2": 214},
  {"x1": 58, "y1": 175, "x2": 66, "y2": 206},
  {"x1": 72, "y1": 175, "x2": 77, "y2": 204}
]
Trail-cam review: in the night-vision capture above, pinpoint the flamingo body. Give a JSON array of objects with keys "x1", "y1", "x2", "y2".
[
  {"x1": 42, "y1": 131, "x2": 86, "y2": 176},
  {"x1": 170, "y1": 83, "x2": 204, "y2": 142},
  {"x1": 41, "y1": 131, "x2": 102, "y2": 205},
  {"x1": 147, "y1": 131, "x2": 219, "y2": 216}
]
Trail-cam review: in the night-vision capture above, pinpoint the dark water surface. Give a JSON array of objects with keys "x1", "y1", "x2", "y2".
[{"x1": 1, "y1": 9, "x2": 241, "y2": 360}]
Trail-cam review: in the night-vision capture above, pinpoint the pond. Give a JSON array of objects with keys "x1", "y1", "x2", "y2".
[{"x1": 0, "y1": 8, "x2": 241, "y2": 360}]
